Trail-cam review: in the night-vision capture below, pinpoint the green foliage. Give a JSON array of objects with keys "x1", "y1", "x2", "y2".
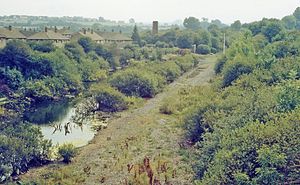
[
  {"x1": 261, "y1": 21, "x2": 285, "y2": 42},
  {"x1": 28, "y1": 41, "x2": 55, "y2": 53},
  {"x1": 110, "y1": 68, "x2": 164, "y2": 98},
  {"x1": 154, "y1": 61, "x2": 181, "y2": 83},
  {"x1": 222, "y1": 59, "x2": 253, "y2": 87},
  {"x1": 0, "y1": 121, "x2": 52, "y2": 180},
  {"x1": 196, "y1": 44, "x2": 211, "y2": 54},
  {"x1": 282, "y1": 15, "x2": 297, "y2": 30},
  {"x1": 214, "y1": 56, "x2": 227, "y2": 74},
  {"x1": 173, "y1": 54, "x2": 196, "y2": 72},
  {"x1": 78, "y1": 37, "x2": 95, "y2": 53},
  {"x1": 277, "y1": 80, "x2": 300, "y2": 112},
  {"x1": 58, "y1": 143, "x2": 77, "y2": 163},
  {"x1": 183, "y1": 17, "x2": 201, "y2": 30},
  {"x1": 0, "y1": 67, "x2": 24, "y2": 90},
  {"x1": 231, "y1": 20, "x2": 242, "y2": 31},
  {"x1": 91, "y1": 84, "x2": 128, "y2": 112},
  {"x1": 131, "y1": 25, "x2": 142, "y2": 47},
  {"x1": 173, "y1": 20, "x2": 300, "y2": 184},
  {"x1": 176, "y1": 33, "x2": 193, "y2": 49},
  {"x1": 64, "y1": 42, "x2": 85, "y2": 61},
  {"x1": 293, "y1": 7, "x2": 300, "y2": 20}
]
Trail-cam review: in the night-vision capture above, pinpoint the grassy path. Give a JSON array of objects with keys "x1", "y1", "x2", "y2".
[{"x1": 21, "y1": 55, "x2": 217, "y2": 185}]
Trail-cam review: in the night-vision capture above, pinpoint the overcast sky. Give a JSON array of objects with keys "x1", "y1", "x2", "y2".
[{"x1": 1, "y1": 0, "x2": 299, "y2": 24}]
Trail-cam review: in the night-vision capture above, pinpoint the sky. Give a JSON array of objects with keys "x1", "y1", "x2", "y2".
[{"x1": 1, "y1": 0, "x2": 299, "y2": 24}]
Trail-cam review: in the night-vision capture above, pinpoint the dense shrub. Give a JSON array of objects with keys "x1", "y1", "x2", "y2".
[
  {"x1": 78, "y1": 37, "x2": 94, "y2": 53},
  {"x1": 64, "y1": 42, "x2": 85, "y2": 61},
  {"x1": 153, "y1": 61, "x2": 181, "y2": 82},
  {"x1": 29, "y1": 41, "x2": 55, "y2": 53},
  {"x1": 222, "y1": 60, "x2": 253, "y2": 87},
  {"x1": 110, "y1": 69, "x2": 165, "y2": 98},
  {"x1": 58, "y1": 143, "x2": 77, "y2": 163},
  {"x1": 173, "y1": 54, "x2": 196, "y2": 72},
  {"x1": 196, "y1": 44, "x2": 211, "y2": 54},
  {"x1": 0, "y1": 121, "x2": 51, "y2": 181},
  {"x1": 214, "y1": 56, "x2": 227, "y2": 74},
  {"x1": 91, "y1": 84, "x2": 128, "y2": 112}
]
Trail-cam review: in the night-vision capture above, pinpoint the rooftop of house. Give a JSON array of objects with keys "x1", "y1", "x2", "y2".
[
  {"x1": 96, "y1": 31, "x2": 132, "y2": 41},
  {"x1": 20, "y1": 30, "x2": 37, "y2": 37},
  {"x1": 0, "y1": 27, "x2": 26, "y2": 39},
  {"x1": 75, "y1": 30, "x2": 104, "y2": 41},
  {"x1": 27, "y1": 30, "x2": 69, "y2": 40},
  {"x1": 58, "y1": 27, "x2": 73, "y2": 35}
]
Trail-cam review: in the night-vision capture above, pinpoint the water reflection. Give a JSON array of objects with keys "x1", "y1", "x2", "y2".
[{"x1": 24, "y1": 100, "x2": 96, "y2": 147}]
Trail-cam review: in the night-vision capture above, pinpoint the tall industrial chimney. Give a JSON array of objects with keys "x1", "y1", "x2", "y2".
[{"x1": 152, "y1": 21, "x2": 158, "y2": 35}]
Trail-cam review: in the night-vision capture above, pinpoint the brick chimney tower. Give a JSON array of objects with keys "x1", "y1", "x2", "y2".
[{"x1": 152, "y1": 21, "x2": 158, "y2": 35}]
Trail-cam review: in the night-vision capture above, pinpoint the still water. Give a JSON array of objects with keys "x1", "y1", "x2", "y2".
[{"x1": 24, "y1": 100, "x2": 96, "y2": 147}]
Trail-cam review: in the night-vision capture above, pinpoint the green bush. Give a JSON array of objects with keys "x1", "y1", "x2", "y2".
[
  {"x1": 196, "y1": 44, "x2": 211, "y2": 55},
  {"x1": 222, "y1": 60, "x2": 253, "y2": 87},
  {"x1": 173, "y1": 54, "x2": 196, "y2": 72},
  {"x1": 214, "y1": 56, "x2": 227, "y2": 74},
  {"x1": 110, "y1": 69, "x2": 165, "y2": 98},
  {"x1": 78, "y1": 37, "x2": 94, "y2": 53},
  {"x1": 58, "y1": 143, "x2": 77, "y2": 163},
  {"x1": 91, "y1": 84, "x2": 128, "y2": 112},
  {"x1": 153, "y1": 61, "x2": 181, "y2": 83},
  {"x1": 29, "y1": 41, "x2": 55, "y2": 53}
]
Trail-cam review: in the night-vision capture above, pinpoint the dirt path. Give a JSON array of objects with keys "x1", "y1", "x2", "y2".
[{"x1": 21, "y1": 55, "x2": 217, "y2": 185}]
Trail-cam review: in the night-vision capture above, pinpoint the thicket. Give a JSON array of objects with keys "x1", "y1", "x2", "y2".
[
  {"x1": 160, "y1": 15, "x2": 300, "y2": 184},
  {"x1": 110, "y1": 54, "x2": 198, "y2": 98}
]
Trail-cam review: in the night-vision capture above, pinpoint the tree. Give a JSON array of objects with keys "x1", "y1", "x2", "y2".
[
  {"x1": 176, "y1": 34, "x2": 193, "y2": 49},
  {"x1": 78, "y1": 37, "x2": 94, "y2": 53},
  {"x1": 131, "y1": 25, "x2": 142, "y2": 47},
  {"x1": 293, "y1": 7, "x2": 300, "y2": 20},
  {"x1": 282, "y1": 15, "x2": 297, "y2": 30},
  {"x1": 194, "y1": 30, "x2": 211, "y2": 46},
  {"x1": 261, "y1": 21, "x2": 285, "y2": 42},
  {"x1": 231, "y1": 20, "x2": 242, "y2": 31},
  {"x1": 196, "y1": 44, "x2": 211, "y2": 54},
  {"x1": 183, "y1": 17, "x2": 200, "y2": 30},
  {"x1": 129, "y1": 18, "x2": 135, "y2": 24}
]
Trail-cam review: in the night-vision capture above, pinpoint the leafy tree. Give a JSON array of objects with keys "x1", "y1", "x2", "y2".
[
  {"x1": 196, "y1": 44, "x2": 211, "y2": 54},
  {"x1": 78, "y1": 37, "x2": 94, "y2": 53},
  {"x1": 231, "y1": 20, "x2": 242, "y2": 31},
  {"x1": 131, "y1": 25, "x2": 142, "y2": 47},
  {"x1": 261, "y1": 21, "x2": 285, "y2": 42},
  {"x1": 183, "y1": 17, "x2": 201, "y2": 30},
  {"x1": 28, "y1": 41, "x2": 55, "y2": 53},
  {"x1": 176, "y1": 33, "x2": 193, "y2": 49},
  {"x1": 282, "y1": 15, "x2": 297, "y2": 30},
  {"x1": 293, "y1": 7, "x2": 300, "y2": 20},
  {"x1": 64, "y1": 42, "x2": 85, "y2": 61},
  {"x1": 194, "y1": 30, "x2": 211, "y2": 46}
]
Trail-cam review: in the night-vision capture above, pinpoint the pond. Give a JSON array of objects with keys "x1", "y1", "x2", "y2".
[{"x1": 24, "y1": 99, "x2": 96, "y2": 147}]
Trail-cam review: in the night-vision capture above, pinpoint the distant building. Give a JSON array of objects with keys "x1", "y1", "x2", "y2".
[
  {"x1": 20, "y1": 29, "x2": 37, "y2": 37},
  {"x1": 27, "y1": 27, "x2": 70, "y2": 47},
  {"x1": 96, "y1": 31, "x2": 132, "y2": 46},
  {"x1": 0, "y1": 26, "x2": 27, "y2": 48},
  {"x1": 71, "y1": 29, "x2": 104, "y2": 43},
  {"x1": 152, "y1": 21, "x2": 158, "y2": 35},
  {"x1": 58, "y1": 27, "x2": 73, "y2": 38}
]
